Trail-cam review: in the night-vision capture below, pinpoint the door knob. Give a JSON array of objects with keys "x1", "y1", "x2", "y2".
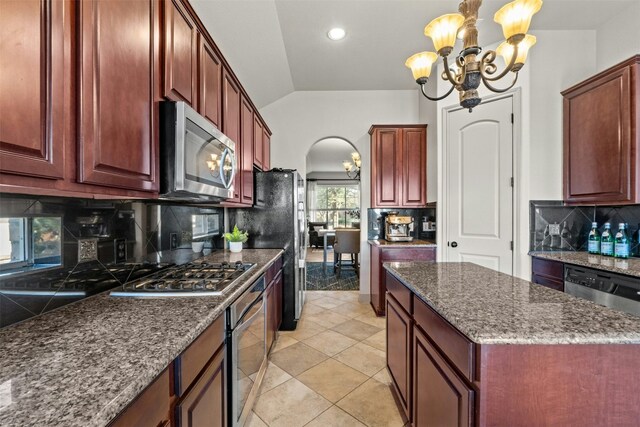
[{"x1": 451, "y1": 241, "x2": 458, "y2": 248}]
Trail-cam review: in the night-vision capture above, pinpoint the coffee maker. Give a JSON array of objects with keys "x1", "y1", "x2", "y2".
[{"x1": 384, "y1": 213, "x2": 414, "y2": 242}]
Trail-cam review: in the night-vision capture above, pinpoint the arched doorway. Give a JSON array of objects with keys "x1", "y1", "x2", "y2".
[{"x1": 305, "y1": 137, "x2": 361, "y2": 290}]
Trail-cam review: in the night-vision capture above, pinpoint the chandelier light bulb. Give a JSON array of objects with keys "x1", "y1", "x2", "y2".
[
  {"x1": 494, "y1": 0, "x2": 543, "y2": 40},
  {"x1": 424, "y1": 13, "x2": 465, "y2": 54},
  {"x1": 405, "y1": 52, "x2": 438, "y2": 82},
  {"x1": 496, "y1": 34, "x2": 536, "y2": 68},
  {"x1": 343, "y1": 160, "x2": 353, "y2": 171},
  {"x1": 327, "y1": 28, "x2": 346, "y2": 41}
]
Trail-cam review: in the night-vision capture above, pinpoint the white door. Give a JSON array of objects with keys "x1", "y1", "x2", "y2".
[{"x1": 446, "y1": 96, "x2": 513, "y2": 274}]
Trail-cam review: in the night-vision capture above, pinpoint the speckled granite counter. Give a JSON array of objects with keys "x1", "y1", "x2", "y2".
[
  {"x1": 530, "y1": 251, "x2": 640, "y2": 278},
  {"x1": 0, "y1": 249, "x2": 283, "y2": 427},
  {"x1": 384, "y1": 261, "x2": 640, "y2": 345},
  {"x1": 368, "y1": 239, "x2": 437, "y2": 247}
]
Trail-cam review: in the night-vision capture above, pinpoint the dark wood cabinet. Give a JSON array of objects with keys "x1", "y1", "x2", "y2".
[
  {"x1": 263, "y1": 130, "x2": 271, "y2": 171},
  {"x1": 175, "y1": 344, "x2": 226, "y2": 427},
  {"x1": 110, "y1": 367, "x2": 172, "y2": 427},
  {"x1": 240, "y1": 95, "x2": 255, "y2": 205},
  {"x1": 274, "y1": 269, "x2": 283, "y2": 329},
  {"x1": 266, "y1": 281, "x2": 276, "y2": 352},
  {"x1": 253, "y1": 117, "x2": 264, "y2": 170},
  {"x1": 563, "y1": 56, "x2": 639, "y2": 204},
  {"x1": 198, "y1": 37, "x2": 222, "y2": 128},
  {"x1": 370, "y1": 244, "x2": 436, "y2": 316},
  {"x1": 413, "y1": 325, "x2": 473, "y2": 427},
  {"x1": 386, "y1": 294, "x2": 412, "y2": 421},
  {"x1": 78, "y1": 0, "x2": 160, "y2": 192},
  {"x1": 265, "y1": 258, "x2": 283, "y2": 353},
  {"x1": 531, "y1": 257, "x2": 564, "y2": 292},
  {"x1": 0, "y1": 0, "x2": 65, "y2": 180},
  {"x1": 370, "y1": 125, "x2": 427, "y2": 208},
  {"x1": 164, "y1": 0, "x2": 198, "y2": 106},
  {"x1": 222, "y1": 69, "x2": 241, "y2": 203}
]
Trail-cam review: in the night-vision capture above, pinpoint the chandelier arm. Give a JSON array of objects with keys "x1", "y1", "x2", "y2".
[
  {"x1": 420, "y1": 82, "x2": 456, "y2": 101},
  {"x1": 482, "y1": 71, "x2": 519, "y2": 93},
  {"x1": 442, "y1": 55, "x2": 465, "y2": 86},
  {"x1": 480, "y1": 43, "x2": 519, "y2": 82}
]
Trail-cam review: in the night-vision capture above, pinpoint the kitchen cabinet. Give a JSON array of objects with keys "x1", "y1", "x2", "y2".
[
  {"x1": 240, "y1": 96, "x2": 255, "y2": 205},
  {"x1": 78, "y1": 0, "x2": 160, "y2": 192},
  {"x1": 369, "y1": 125, "x2": 427, "y2": 208},
  {"x1": 110, "y1": 367, "x2": 172, "y2": 427},
  {"x1": 164, "y1": 0, "x2": 198, "y2": 106},
  {"x1": 265, "y1": 256, "x2": 284, "y2": 352},
  {"x1": 0, "y1": 0, "x2": 65, "y2": 180},
  {"x1": 531, "y1": 257, "x2": 564, "y2": 292},
  {"x1": 369, "y1": 244, "x2": 436, "y2": 316},
  {"x1": 198, "y1": 37, "x2": 222, "y2": 128},
  {"x1": 263, "y1": 130, "x2": 271, "y2": 171},
  {"x1": 222, "y1": 69, "x2": 242, "y2": 203},
  {"x1": 563, "y1": 56, "x2": 639, "y2": 204},
  {"x1": 386, "y1": 292, "x2": 412, "y2": 421},
  {"x1": 253, "y1": 117, "x2": 265, "y2": 170}
]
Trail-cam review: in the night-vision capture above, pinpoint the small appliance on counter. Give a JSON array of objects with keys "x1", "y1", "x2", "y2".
[{"x1": 385, "y1": 212, "x2": 415, "y2": 242}]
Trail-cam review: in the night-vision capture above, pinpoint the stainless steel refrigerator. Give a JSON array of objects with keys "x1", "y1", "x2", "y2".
[{"x1": 227, "y1": 169, "x2": 306, "y2": 330}]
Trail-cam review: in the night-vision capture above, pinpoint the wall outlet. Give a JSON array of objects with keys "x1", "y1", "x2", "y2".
[
  {"x1": 78, "y1": 238, "x2": 99, "y2": 262},
  {"x1": 114, "y1": 238, "x2": 126, "y2": 263},
  {"x1": 170, "y1": 233, "x2": 178, "y2": 250},
  {"x1": 181, "y1": 231, "x2": 192, "y2": 243}
]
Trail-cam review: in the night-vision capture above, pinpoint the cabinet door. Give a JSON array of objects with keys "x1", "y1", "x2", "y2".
[
  {"x1": 164, "y1": 0, "x2": 197, "y2": 105},
  {"x1": 0, "y1": 0, "x2": 65, "y2": 179},
  {"x1": 402, "y1": 127, "x2": 427, "y2": 206},
  {"x1": 78, "y1": 0, "x2": 159, "y2": 192},
  {"x1": 198, "y1": 38, "x2": 222, "y2": 128},
  {"x1": 266, "y1": 281, "x2": 275, "y2": 353},
  {"x1": 240, "y1": 96, "x2": 254, "y2": 205},
  {"x1": 275, "y1": 270, "x2": 283, "y2": 329},
  {"x1": 563, "y1": 63, "x2": 635, "y2": 204},
  {"x1": 176, "y1": 345, "x2": 226, "y2": 427},
  {"x1": 413, "y1": 326, "x2": 473, "y2": 427},
  {"x1": 263, "y1": 130, "x2": 271, "y2": 171},
  {"x1": 111, "y1": 368, "x2": 171, "y2": 427},
  {"x1": 371, "y1": 128, "x2": 401, "y2": 207},
  {"x1": 222, "y1": 69, "x2": 241, "y2": 202},
  {"x1": 386, "y1": 294, "x2": 412, "y2": 421},
  {"x1": 253, "y1": 117, "x2": 264, "y2": 170}
]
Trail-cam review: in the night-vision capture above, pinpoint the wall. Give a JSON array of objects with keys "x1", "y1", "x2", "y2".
[
  {"x1": 434, "y1": 30, "x2": 597, "y2": 280},
  {"x1": 595, "y1": 2, "x2": 640, "y2": 72},
  {"x1": 260, "y1": 90, "x2": 419, "y2": 294}
]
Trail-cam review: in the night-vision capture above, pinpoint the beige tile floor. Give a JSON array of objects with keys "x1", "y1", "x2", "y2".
[{"x1": 247, "y1": 291, "x2": 407, "y2": 427}]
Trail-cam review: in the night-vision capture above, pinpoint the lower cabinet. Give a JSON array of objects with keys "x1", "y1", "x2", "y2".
[
  {"x1": 386, "y1": 294, "x2": 412, "y2": 421},
  {"x1": 413, "y1": 326, "x2": 473, "y2": 427},
  {"x1": 531, "y1": 257, "x2": 564, "y2": 291},
  {"x1": 109, "y1": 367, "x2": 171, "y2": 427},
  {"x1": 175, "y1": 345, "x2": 226, "y2": 427}
]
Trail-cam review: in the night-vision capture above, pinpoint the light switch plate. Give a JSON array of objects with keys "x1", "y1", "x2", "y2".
[{"x1": 78, "y1": 238, "x2": 99, "y2": 262}]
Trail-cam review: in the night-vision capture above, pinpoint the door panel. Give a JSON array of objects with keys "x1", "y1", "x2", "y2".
[
  {"x1": 447, "y1": 97, "x2": 513, "y2": 274},
  {"x1": 373, "y1": 129, "x2": 400, "y2": 207},
  {"x1": 0, "y1": 0, "x2": 65, "y2": 179},
  {"x1": 78, "y1": 0, "x2": 159, "y2": 191},
  {"x1": 386, "y1": 295, "x2": 411, "y2": 420},
  {"x1": 402, "y1": 127, "x2": 427, "y2": 206},
  {"x1": 253, "y1": 116, "x2": 264, "y2": 169},
  {"x1": 222, "y1": 69, "x2": 241, "y2": 202},
  {"x1": 164, "y1": 0, "x2": 197, "y2": 105},
  {"x1": 263, "y1": 130, "x2": 271, "y2": 171},
  {"x1": 198, "y1": 38, "x2": 222, "y2": 127},
  {"x1": 240, "y1": 96, "x2": 254, "y2": 205}
]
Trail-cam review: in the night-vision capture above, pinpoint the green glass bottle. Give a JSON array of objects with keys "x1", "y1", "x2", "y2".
[
  {"x1": 614, "y1": 223, "x2": 630, "y2": 259},
  {"x1": 587, "y1": 222, "x2": 600, "y2": 254},
  {"x1": 600, "y1": 222, "x2": 614, "y2": 256}
]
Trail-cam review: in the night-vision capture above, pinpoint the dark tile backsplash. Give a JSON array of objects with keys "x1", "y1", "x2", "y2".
[
  {"x1": 530, "y1": 200, "x2": 640, "y2": 254},
  {"x1": 367, "y1": 206, "x2": 436, "y2": 241},
  {"x1": 0, "y1": 194, "x2": 224, "y2": 329}
]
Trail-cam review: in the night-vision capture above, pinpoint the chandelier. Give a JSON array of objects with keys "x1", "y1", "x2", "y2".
[
  {"x1": 405, "y1": 0, "x2": 542, "y2": 111},
  {"x1": 342, "y1": 152, "x2": 361, "y2": 180}
]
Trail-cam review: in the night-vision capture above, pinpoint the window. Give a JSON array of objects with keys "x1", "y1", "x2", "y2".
[
  {"x1": 308, "y1": 184, "x2": 360, "y2": 228},
  {"x1": 0, "y1": 216, "x2": 62, "y2": 271}
]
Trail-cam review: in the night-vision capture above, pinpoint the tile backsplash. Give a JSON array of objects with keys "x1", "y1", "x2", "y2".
[
  {"x1": 367, "y1": 205, "x2": 436, "y2": 241},
  {"x1": 0, "y1": 194, "x2": 224, "y2": 328},
  {"x1": 530, "y1": 200, "x2": 640, "y2": 254}
]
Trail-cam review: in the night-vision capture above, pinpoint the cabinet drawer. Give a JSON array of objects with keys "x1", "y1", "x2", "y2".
[
  {"x1": 386, "y1": 272, "x2": 412, "y2": 314},
  {"x1": 532, "y1": 274, "x2": 564, "y2": 292},
  {"x1": 266, "y1": 256, "x2": 284, "y2": 284},
  {"x1": 380, "y1": 247, "x2": 436, "y2": 262},
  {"x1": 175, "y1": 315, "x2": 225, "y2": 396},
  {"x1": 413, "y1": 296, "x2": 474, "y2": 382},
  {"x1": 531, "y1": 257, "x2": 564, "y2": 281},
  {"x1": 110, "y1": 367, "x2": 171, "y2": 427}
]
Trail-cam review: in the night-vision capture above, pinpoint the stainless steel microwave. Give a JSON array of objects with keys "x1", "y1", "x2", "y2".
[{"x1": 160, "y1": 101, "x2": 236, "y2": 201}]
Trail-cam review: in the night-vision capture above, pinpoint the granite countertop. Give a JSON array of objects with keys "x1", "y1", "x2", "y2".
[
  {"x1": 530, "y1": 251, "x2": 640, "y2": 278},
  {"x1": 368, "y1": 239, "x2": 437, "y2": 247},
  {"x1": 383, "y1": 261, "x2": 640, "y2": 345},
  {"x1": 0, "y1": 249, "x2": 284, "y2": 427}
]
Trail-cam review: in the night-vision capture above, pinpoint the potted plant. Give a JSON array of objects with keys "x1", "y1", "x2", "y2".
[{"x1": 224, "y1": 225, "x2": 249, "y2": 253}]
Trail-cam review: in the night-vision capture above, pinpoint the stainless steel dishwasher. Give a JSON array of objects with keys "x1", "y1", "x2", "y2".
[{"x1": 227, "y1": 275, "x2": 267, "y2": 426}]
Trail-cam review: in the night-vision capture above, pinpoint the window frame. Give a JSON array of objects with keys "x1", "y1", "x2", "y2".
[
  {"x1": 0, "y1": 215, "x2": 63, "y2": 273},
  {"x1": 308, "y1": 183, "x2": 360, "y2": 228}
]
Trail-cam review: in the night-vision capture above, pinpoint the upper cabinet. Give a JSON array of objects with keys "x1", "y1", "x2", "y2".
[
  {"x1": 0, "y1": 0, "x2": 65, "y2": 180},
  {"x1": 563, "y1": 56, "x2": 639, "y2": 205},
  {"x1": 253, "y1": 118, "x2": 264, "y2": 170},
  {"x1": 163, "y1": 0, "x2": 198, "y2": 106},
  {"x1": 222, "y1": 69, "x2": 241, "y2": 203},
  {"x1": 198, "y1": 37, "x2": 222, "y2": 128},
  {"x1": 240, "y1": 95, "x2": 255, "y2": 206},
  {"x1": 370, "y1": 125, "x2": 427, "y2": 208},
  {"x1": 263, "y1": 130, "x2": 271, "y2": 171},
  {"x1": 78, "y1": 0, "x2": 160, "y2": 192}
]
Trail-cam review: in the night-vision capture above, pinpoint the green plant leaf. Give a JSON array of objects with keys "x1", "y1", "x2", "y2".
[{"x1": 223, "y1": 224, "x2": 249, "y2": 242}]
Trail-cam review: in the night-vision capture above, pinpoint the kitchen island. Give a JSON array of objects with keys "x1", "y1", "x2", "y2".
[
  {"x1": 383, "y1": 261, "x2": 640, "y2": 426},
  {"x1": 0, "y1": 249, "x2": 284, "y2": 427}
]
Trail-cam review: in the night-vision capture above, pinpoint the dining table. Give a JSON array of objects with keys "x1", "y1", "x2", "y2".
[{"x1": 317, "y1": 228, "x2": 336, "y2": 272}]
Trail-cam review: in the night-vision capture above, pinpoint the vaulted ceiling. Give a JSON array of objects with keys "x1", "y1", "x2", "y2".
[{"x1": 190, "y1": 0, "x2": 637, "y2": 108}]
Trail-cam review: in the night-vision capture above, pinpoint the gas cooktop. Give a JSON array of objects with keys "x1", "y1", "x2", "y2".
[{"x1": 110, "y1": 260, "x2": 256, "y2": 297}]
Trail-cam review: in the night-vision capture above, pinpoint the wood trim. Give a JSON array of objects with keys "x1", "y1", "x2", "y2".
[
  {"x1": 561, "y1": 55, "x2": 640, "y2": 96},
  {"x1": 369, "y1": 124, "x2": 427, "y2": 134}
]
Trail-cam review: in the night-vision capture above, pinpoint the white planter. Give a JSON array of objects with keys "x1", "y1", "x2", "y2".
[{"x1": 229, "y1": 241, "x2": 243, "y2": 253}]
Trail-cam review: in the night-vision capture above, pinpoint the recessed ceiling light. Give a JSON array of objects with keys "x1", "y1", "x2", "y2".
[{"x1": 327, "y1": 28, "x2": 346, "y2": 41}]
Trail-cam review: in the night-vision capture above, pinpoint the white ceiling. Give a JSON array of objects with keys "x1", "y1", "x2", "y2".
[
  {"x1": 306, "y1": 138, "x2": 357, "y2": 173},
  {"x1": 191, "y1": 0, "x2": 637, "y2": 108}
]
